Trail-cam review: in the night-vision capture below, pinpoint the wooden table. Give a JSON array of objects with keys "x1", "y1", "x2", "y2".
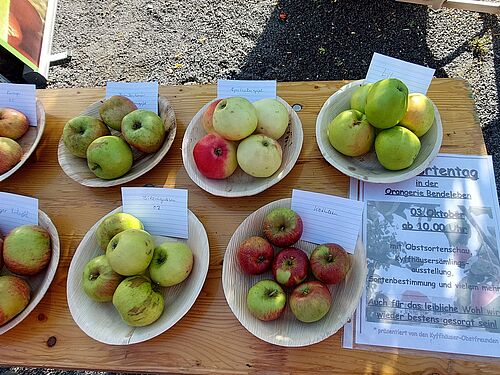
[{"x1": 0, "y1": 79, "x2": 497, "y2": 374}]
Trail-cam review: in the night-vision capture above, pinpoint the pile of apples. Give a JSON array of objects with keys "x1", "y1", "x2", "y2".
[
  {"x1": 328, "y1": 78, "x2": 435, "y2": 170},
  {"x1": 236, "y1": 207, "x2": 351, "y2": 323},
  {"x1": 63, "y1": 95, "x2": 166, "y2": 180},
  {"x1": 81, "y1": 212, "x2": 193, "y2": 327},
  {"x1": 0, "y1": 224, "x2": 53, "y2": 326},
  {"x1": 0, "y1": 107, "x2": 30, "y2": 174},
  {"x1": 193, "y1": 97, "x2": 289, "y2": 179}
]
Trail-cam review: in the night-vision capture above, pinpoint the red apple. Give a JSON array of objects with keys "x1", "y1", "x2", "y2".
[
  {"x1": 262, "y1": 207, "x2": 303, "y2": 248},
  {"x1": 0, "y1": 108, "x2": 29, "y2": 139},
  {"x1": 272, "y1": 247, "x2": 309, "y2": 287},
  {"x1": 202, "y1": 99, "x2": 222, "y2": 134},
  {"x1": 290, "y1": 281, "x2": 332, "y2": 323},
  {"x1": 236, "y1": 236, "x2": 274, "y2": 275},
  {"x1": 310, "y1": 243, "x2": 351, "y2": 285},
  {"x1": 193, "y1": 133, "x2": 238, "y2": 179}
]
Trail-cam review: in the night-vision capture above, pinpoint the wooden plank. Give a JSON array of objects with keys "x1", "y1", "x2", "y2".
[
  {"x1": 0, "y1": 79, "x2": 495, "y2": 374},
  {"x1": 398, "y1": 0, "x2": 500, "y2": 13}
]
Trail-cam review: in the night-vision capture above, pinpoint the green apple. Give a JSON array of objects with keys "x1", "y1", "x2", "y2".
[
  {"x1": 213, "y1": 97, "x2": 258, "y2": 141},
  {"x1": 121, "y1": 109, "x2": 166, "y2": 153},
  {"x1": 0, "y1": 107, "x2": 29, "y2": 139},
  {"x1": 82, "y1": 255, "x2": 124, "y2": 302},
  {"x1": 3, "y1": 225, "x2": 51, "y2": 276},
  {"x1": 375, "y1": 126, "x2": 421, "y2": 170},
  {"x1": 237, "y1": 134, "x2": 282, "y2": 177},
  {"x1": 99, "y1": 95, "x2": 137, "y2": 131},
  {"x1": 96, "y1": 212, "x2": 144, "y2": 251},
  {"x1": 106, "y1": 229, "x2": 154, "y2": 276},
  {"x1": 350, "y1": 83, "x2": 373, "y2": 113},
  {"x1": 62, "y1": 116, "x2": 110, "y2": 158},
  {"x1": 0, "y1": 137, "x2": 22, "y2": 174},
  {"x1": 253, "y1": 98, "x2": 289, "y2": 140},
  {"x1": 112, "y1": 275, "x2": 164, "y2": 327},
  {"x1": 246, "y1": 279, "x2": 286, "y2": 321},
  {"x1": 86, "y1": 136, "x2": 133, "y2": 179},
  {"x1": 365, "y1": 78, "x2": 409, "y2": 129},
  {"x1": 149, "y1": 242, "x2": 193, "y2": 287},
  {"x1": 0, "y1": 275, "x2": 30, "y2": 326},
  {"x1": 399, "y1": 93, "x2": 435, "y2": 137},
  {"x1": 327, "y1": 109, "x2": 375, "y2": 156}
]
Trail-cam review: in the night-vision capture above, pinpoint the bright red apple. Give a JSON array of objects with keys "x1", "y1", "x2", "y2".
[
  {"x1": 236, "y1": 236, "x2": 274, "y2": 275},
  {"x1": 272, "y1": 247, "x2": 309, "y2": 288},
  {"x1": 310, "y1": 243, "x2": 351, "y2": 285},
  {"x1": 193, "y1": 133, "x2": 238, "y2": 179},
  {"x1": 202, "y1": 99, "x2": 222, "y2": 134},
  {"x1": 262, "y1": 207, "x2": 303, "y2": 247},
  {"x1": 290, "y1": 280, "x2": 332, "y2": 323}
]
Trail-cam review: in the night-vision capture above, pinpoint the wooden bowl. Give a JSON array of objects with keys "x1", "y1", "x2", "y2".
[
  {"x1": 0, "y1": 209, "x2": 61, "y2": 335},
  {"x1": 66, "y1": 206, "x2": 210, "y2": 345},
  {"x1": 182, "y1": 97, "x2": 303, "y2": 197},
  {"x1": 316, "y1": 80, "x2": 443, "y2": 183},
  {"x1": 0, "y1": 99, "x2": 46, "y2": 182},
  {"x1": 57, "y1": 96, "x2": 177, "y2": 187},
  {"x1": 222, "y1": 198, "x2": 367, "y2": 347}
]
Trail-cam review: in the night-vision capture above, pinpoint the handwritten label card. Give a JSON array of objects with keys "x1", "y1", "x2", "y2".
[
  {"x1": 121, "y1": 187, "x2": 188, "y2": 238},
  {"x1": 217, "y1": 79, "x2": 276, "y2": 102},
  {"x1": 290, "y1": 189, "x2": 364, "y2": 253},
  {"x1": 365, "y1": 53, "x2": 435, "y2": 94},
  {"x1": 0, "y1": 83, "x2": 37, "y2": 126},
  {"x1": 0, "y1": 192, "x2": 38, "y2": 235},
  {"x1": 106, "y1": 81, "x2": 159, "y2": 114}
]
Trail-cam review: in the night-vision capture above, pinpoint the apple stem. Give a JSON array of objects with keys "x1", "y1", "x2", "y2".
[{"x1": 268, "y1": 289, "x2": 278, "y2": 297}]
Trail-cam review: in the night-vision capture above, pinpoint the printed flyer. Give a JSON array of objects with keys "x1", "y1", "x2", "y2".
[{"x1": 349, "y1": 154, "x2": 500, "y2": 358}]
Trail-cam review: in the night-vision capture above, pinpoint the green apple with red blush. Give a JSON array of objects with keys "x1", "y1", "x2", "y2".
[
  {"x1": 246, "y1": 279, "x2": 286, "y2": 321},
  {"x1": 290, "y1": 280, "x2": 332, "y2": 323},
  {"x1": 193, "y1": 133, "x2": 237, "y2": 179},
  {"x1": 82, "y1": 255, "x2": 124, "y2": 302},
  {"x1": 0, "y1": 275, "x2": 31, "y2": 326}
]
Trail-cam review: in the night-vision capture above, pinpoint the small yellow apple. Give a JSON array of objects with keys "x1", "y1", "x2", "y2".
[{"x1": 399, "y1": 93, "x2": 435, "y2": 137}]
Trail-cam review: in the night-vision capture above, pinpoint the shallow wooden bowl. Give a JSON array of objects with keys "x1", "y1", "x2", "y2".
[
  {"x1": 66, "y1": 206, "x2": 210, "y2": 345},
  {"x1": 316, "y1": 80, "x2": 443, "y2": 183},
  {"x1": 222, "y1": 198, "x2": 367, "y2": 347},
  {"x1": 0, "y1": 99, "x2": 46, "y2": 182},
  {"x1": 0, "y1": 209, "x2": 61, "y2": 335},
  {"x1": 182, "y1": 97, "x2": 303, "y2": 197},
  {"x1": 57, "y1": 96, "x2": 176, "y2": 187}
]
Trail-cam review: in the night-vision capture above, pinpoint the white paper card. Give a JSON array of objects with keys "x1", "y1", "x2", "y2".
[
  {"x1": 106, "y1": 81, "x2": 158, "y2": 114},
  {"x1": 0, "y1": 192, "x2": 38, "y2": 235},
  {"x1": 365, "y1": 53, "x2": 435, "y2": 94},
  {"x1": 290, "y1": 189, "x2": 364, "y2": 253},
  {"x1": 121, "y1": 187, "x2": 188, "y2": 238},
  {"x1": 0, "y1": 83, "x2": 37, "y2": 126},
  {"x1": 217, "y1": 79, "x2": 276, "y2": 102}
]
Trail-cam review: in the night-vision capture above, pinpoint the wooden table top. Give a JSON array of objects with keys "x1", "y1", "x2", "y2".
[{"x1": 0, "y1": 79, "x2": 497, "y2": 374}]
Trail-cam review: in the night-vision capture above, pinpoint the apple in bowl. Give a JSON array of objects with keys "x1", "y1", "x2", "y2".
[
  {"x1": 82, "y1": 255, "x2": 124, "y2": 302},
  {"x1": 149, "y1": 242, "x2": 194, "y2": 287},
  {"x1": 310, "y1": 243, "x2": 351, "y2": 285},
  {"x1": 193, "y1": 133, "x2": 238, "y2": 179},
  {"x1": 290, "y1": 280, "x2": 332, "y2": 323},
  {"x1": 272, "y1": 247, "x2": 309, "y2": 288},
  {"x1": 0, "y1": 137, "x2": 23, "y2": 174},
  {"x1": 262, "y1": 207, "x2": 303, "y2": 248},
  {"x1": 237, "y1": 134, "x2": 282, "y2": 178},
  {"x1": 0, "y1": 108, "x2": 29, "y2": 140},
  {"x1": 62, "y1": 115, "x2": 110, "y2": 158},
  {"x1": 246, "y1": 279, "x2": 286, "y2": 321},
  {"x1": 0, "y1": 275, "x2": 31, "y2": 326},
  {"x1": 236, "y1": 236, "x2": 274, "y2": 275},
  {"x1": 99, "y1": 95, "x2": 137, "y2": 131},
  {"x1": 121, "y1": 109, "x2": 166, "y2": 153}
]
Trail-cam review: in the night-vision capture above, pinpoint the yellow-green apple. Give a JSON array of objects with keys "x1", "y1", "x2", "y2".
[
  {"x1": 86, "y1": 136, "x2": 133, "y2": 179},
  {"x1": 106, "y1": 229, "x2": 154, "y2": 276},
  {"x1": 237, "y1": 134, "x2": 282, "y2": 177},
  {"x1": 253, "y1": 98, "x2": 289, "y2": 140},
  {"x1": 350, "y1": 83, "x2": 373, "y2": 113},
  {"x1": 310, "y1": 243, "x2": 351, "y2": 285},
  {"x1": 112, "y1": 275, "x2": 164, "y2": 327},
  {"x1": 4, "y1": 225, "x2": 51, "y2": 276},
  {"x1": 290, "y1": 280, "x2": 332, "y2": 323},
  {"x1": 327, "y1": 109, "x2": 375, "y2": 156},
  {"x1": 149, "y1": 242, "x2": 193, "y2": 287},
  {"x1": 82, "y1": 255, "x2": 124, "y2": 302},
  {"x1": 236, "y1": 236, "x2": 274, "y2": 275},
  {"x1": 121, "y1": 110, "x2": 165, "y2": 153},
  {"x1": 375, "y1": 126, "x2": 421, "y2": 170},
  {"x1": 246, "y1": 279, "x2": 286, "y2": 321},
  {"x1": 213, "y1": 97, "x2": 257, "y2": 141},
  {"x1": 0, "y1": 275, "x2": 30, "y2": 326},
  {"x1": 193, "y1": 133, "x2": 238, "y2": 179},
  {"x1": 399, "y1": 93, "x2": 435, "y2": 137},
  {"x1": 202, "y1": 99, "x2": 222, "y2": 133},
  {"x1": 262, "y1": 207, "x2": 303, "y2": 247},
  {"x1": 272, "y1": 247, "x2": 309, "y2": 288},
  {"x1": 0, "y1": 137, "x2": 22, "y2": 174},
  {"x1": 99, "y1": 95, "x2": 137, "y2": 131},
  {"x1": 96, "y1": 212, "x2": 144, "y2": 251},
  {"x1": 0, "y1": 108, "x2": 29, "y2": 139},
  {"x1": 62, "y1": 115, "x2": 111, "y2": 158},
  {"x1": 365, "y1": 78, "x2": 409, "y2": 129}
]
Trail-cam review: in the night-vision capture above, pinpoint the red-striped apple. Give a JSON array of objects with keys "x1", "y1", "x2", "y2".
[
  {"x1": 0, "y1": 275, "x2": 31, "y2": 326},
  {"x1": 193, "y1": 133, "x2": 237, "y2": 179},
  {"x1": 290, "y1": 280, "x2": 332, "y2": 323},
  {"x1": 236, "y1": 236, "x2": 274, "y2": 275},
  {"x1": 310, "y1": 243, "x2": 351, "y2": 285},
  {"x1": 262, "y1": 207, "x2": 303, "y2": 247}
]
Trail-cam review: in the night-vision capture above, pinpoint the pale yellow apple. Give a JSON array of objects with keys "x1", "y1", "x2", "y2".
[{"x1": 399, "y1": 93, "x2": 435, "y2": 137}]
